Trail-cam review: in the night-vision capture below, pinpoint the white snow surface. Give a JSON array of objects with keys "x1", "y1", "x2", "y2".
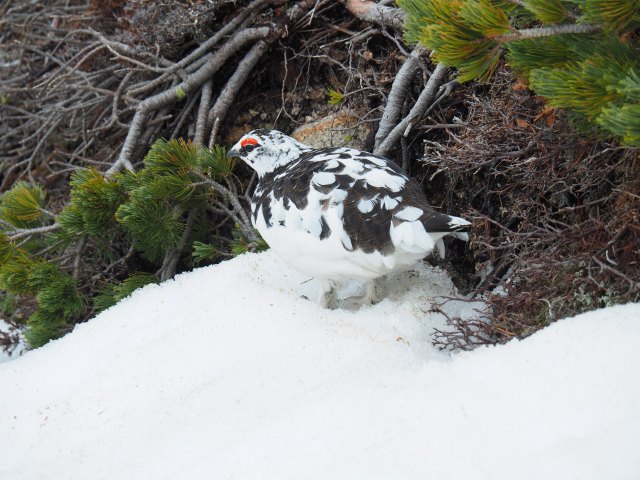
[{"x1": 1, "y1": 251, "x2": 639, "y2": 479}]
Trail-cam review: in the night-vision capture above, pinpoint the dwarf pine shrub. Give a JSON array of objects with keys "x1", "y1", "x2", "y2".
[
  {"x1": 398, "y1": 0, "x2": 640, "y2": 145},
  {"x1": 0, "y1": 139, "x2": 262, "y2": 348}
]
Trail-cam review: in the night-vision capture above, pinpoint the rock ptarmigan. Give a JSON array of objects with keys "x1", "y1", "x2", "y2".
[{"x1": 227, "y1": 129, "x2": 470, "y2": 308}]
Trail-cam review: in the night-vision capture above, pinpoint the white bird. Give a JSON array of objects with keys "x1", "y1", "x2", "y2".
[{"x1": 227, "y1": 129, "x2": 470, "y2": 308}]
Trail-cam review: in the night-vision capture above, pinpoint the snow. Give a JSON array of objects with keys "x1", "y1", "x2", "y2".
[{"x1": 1, "y1": 251, "x2": 639, "y2": 479}]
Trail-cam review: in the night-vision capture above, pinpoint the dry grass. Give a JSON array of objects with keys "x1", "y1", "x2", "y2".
[{"x1": 422, "y1": 71, "x2": 640, "y2": 349}]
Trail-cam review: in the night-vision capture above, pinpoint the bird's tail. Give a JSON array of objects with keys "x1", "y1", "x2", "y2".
[{"x1": 429, "y1": 214, "x2": 471, "y2": 259}]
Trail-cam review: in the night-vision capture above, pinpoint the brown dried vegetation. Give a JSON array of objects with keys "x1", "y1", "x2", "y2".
[{"x1": 422, "y1": 72, "x2": 640, "y2": 349}]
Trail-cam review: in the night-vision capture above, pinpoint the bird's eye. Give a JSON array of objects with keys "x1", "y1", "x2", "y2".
[{"x1": 240, "y1": 137, "x2": 259, "y2": 153}]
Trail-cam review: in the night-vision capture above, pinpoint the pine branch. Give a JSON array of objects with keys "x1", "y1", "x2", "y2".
[
  {"x1": 502, "y1": 0, "x2": 578, "y2": 20},
  {"x1": 192, "y1": 172, "x2": 255, "y2": 241},
  {"x1": 7, "y1": 223, "x2": 61, "y2": 241},
  {"x1": 504, "y1": 0, "x2": 527, "y2": 7},
  {"x1": 498, "y1": 23, "x2": 601, "y2": 42},
  {"x1": 72, "y1": 236, "x2": 87, "y2": 280},
  {"x1": 158, "y1": 208, "x2": 198, "y2": 281}
]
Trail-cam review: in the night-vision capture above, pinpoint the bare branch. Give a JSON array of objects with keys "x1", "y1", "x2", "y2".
[
  {"x1": 194, "y1": 79, "x2": 213, "y2": 147},
  {"x1": 108, "y1": 26, "x2": 272, "y2": 176},
  {"x1": 340, "y1": 0, "x2": 406, "y2": 31},
  {"x1": 159, "y1": 208, "x2": 198, "y2": 281},
  {"x1": 374, "y1": 47, "x2": 425, "y2": 150},
  {"x1": 375, "y1": 63, "x2": 449, "y2": 157},
  {"x1": 192, "y1": 173, "x2": 255, "y2": 240},
  {"x1": 127, "y1": 0, "x2": 284, "y2": 97},
  {"x1": 207, "y1": 40, "x2": 271, "y2": 146}
]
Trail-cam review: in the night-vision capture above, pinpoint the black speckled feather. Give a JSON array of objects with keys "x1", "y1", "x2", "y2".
[{"x1": 251, "y1": 147, "x2": 465, "y2": 254}]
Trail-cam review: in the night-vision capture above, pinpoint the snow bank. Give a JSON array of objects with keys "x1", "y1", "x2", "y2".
[{"x1": 1, "y1": 251, "x2": 639, "y2": 479}]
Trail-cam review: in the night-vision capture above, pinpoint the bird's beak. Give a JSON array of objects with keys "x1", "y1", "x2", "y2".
[{"x1": 226, "y1": 149, "x2": 242, "y2": 159}]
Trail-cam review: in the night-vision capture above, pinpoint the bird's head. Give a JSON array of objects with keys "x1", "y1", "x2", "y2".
[{"x1": 227, "y1": 129, "x2": 313, "y2": 177}]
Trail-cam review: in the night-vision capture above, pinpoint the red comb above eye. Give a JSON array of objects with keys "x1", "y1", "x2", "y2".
[{"x1": 240, "y1": 138, "x2": 259, "y2": 148}]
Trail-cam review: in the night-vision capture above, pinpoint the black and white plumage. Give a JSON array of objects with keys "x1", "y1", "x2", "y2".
[{"x1": 227, "y1": 129, "x2": 470, "y2": 307}]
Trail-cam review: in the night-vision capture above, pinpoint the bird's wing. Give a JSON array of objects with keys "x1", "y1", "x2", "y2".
[
  {"x1": 299, "y1": 148, "x2": 412, "y2": 254},
  {"x1": 255, "y1": 147, "x2": 468, "y2": 254}
]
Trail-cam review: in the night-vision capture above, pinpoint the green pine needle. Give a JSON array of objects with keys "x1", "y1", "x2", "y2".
[
  {"x1": 0, "y1": 249, "x2": 33, "y2": 294},
  {"x1": 116, "y1": 199, "x2": 185, "y2": 263},
  {"x1": 57, "y1": 168, "x2": 126, "y2": 236},
  {"x1": 93, "y1": 273, "x2": 158, "y2": 313},
  {"x1": 398, "y1": 0, "x2": 640, "y2": 145},
  {"x1": 0, "y1": 232, "x2": 16, "y2": 264},
  {"x1": 598, "y1": 104, "x2": 640, "y2": 146},
  {"x1": 582, "y1": 0, "x2": 640, "y2": 32},
  {"x1": 230, "y1": 225, "x2": 269, "y2": 255},
  {"x1": 56, "y1": 204, "x2": 86, "y2": 237},
  {"x1": 507, "y1": 35, "x2": 580, "y2": 72},
  {"x1": 24, "y1": 267, "x2": 86, "y2": 348},
  {"x1": 145, "y1": 138, "x2": 199, "y2": 173},
  {"x1": 192, "y1": 241, "x2": 218, "y2": 264},
  {"x1": 327, "y1": 88, "x2": 345, "y2": 105},
  {"x1": 459, "y1": 0, "x2": 510, "y2": 37},
  {"x1": 200, "y1": 145, "x2": 235, "y2": 178},
  {"x1": 144, "y1": 174, "x2": 196, "y2": 203},
  {"x1": 399, "y1": 0, "x2": 506, "y2": 81},
  {"x1": 523, "y1": 0, "x2": 568, "y2": 24},
  {"x1": 27, "y1": 262, "x2": 60, "y2": 290},
  {"x1": 0, "y1": 182, "x2": 47, "y2": 228},
  {"x1": 25, "y1": 310, "x2": 67, "y2": 348}
]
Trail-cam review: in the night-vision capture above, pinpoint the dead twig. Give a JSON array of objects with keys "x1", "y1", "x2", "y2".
[
  {"x1": 340, "y1": 0, "x2": 406, "y2": 31},
  {"x1": 195, "y1": 79, "x2": 213, "y2": 147},
  {"x1": 375, "y1": 63, "x2": 449, "y2": 156},
  {"x1": 207, "y1": 40, "x2": 271, "y2": 146},
  {"x1": 108, "y1": 26, "x2": 273, "y2": 175},
  {"x1": 374, "y1": 47, "x2": 425, "y2": 151}
]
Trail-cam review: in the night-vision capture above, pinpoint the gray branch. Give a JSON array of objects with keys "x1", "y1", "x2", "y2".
[
  {"x1": 374, "y1": 47, "x2": 426, "y2": 150},
  {"x1": 194, "y1": 79, "x2": 213, "y2": 147},
  {"x1": 193, "y1": 173, "x2": 255, "y2": 241},
  {"x1": 7, "y1": 223, "x2": 61, "y2": 241},
  {"x1": 127, "y1": 0, "x2": 282, "y2": 97},
  {"x1": 498, "y1": 23, "x2": 600, "y2": 42},
  {"x1": 340, "y1": 0, "x2": 406, "y2": 31},
  {"x1": 207, "y1": 40, "x2": 270, "y2": 147},
  {"x1": 374, "y1": 63, "x2": 449, "y2": 157},
  {"x1": 159, "y1": 208, "x2": 198, "y2": 281},
  {"x1": 107, "y1": 26, "x2": 271, "y2": 176}
]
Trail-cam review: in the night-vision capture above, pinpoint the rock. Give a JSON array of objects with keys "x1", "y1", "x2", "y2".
[{"x1": 291, "y1": 110, "x2": 372, "y2": 150}]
